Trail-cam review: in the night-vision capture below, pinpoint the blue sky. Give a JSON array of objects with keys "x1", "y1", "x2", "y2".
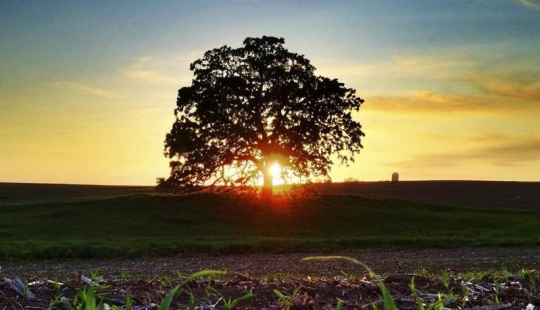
[{"x1": 1, "y1": 0, "x2": 539, "y2": 185}]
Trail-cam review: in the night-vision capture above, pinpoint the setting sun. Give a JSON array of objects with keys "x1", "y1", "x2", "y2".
[
  {"x1": 269, "y1": 163, "x2": 286, "y2": 186},
  {"x1": 269, "y1": 163, "x2": 281, "y2": 178},
  {"x1": 266, "y1": 162, "x2": 289, "y2": 186}
]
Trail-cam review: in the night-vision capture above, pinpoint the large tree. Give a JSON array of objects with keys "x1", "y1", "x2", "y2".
[{"x1": 164, "y1": 36, "x2": 365, "y2": 196}]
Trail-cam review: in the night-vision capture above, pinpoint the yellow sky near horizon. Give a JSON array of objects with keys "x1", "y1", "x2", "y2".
[{"x1": 1, "y1": 1, "x2": 539, "y2": 185}]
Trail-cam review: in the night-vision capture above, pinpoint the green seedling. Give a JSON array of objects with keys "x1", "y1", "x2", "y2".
[
  {"x1": 519, "y1": 268, "x2": 531, "y2": 279},
  {"x1": 73, "y1": 286, "x2": 102, "y2": 310},
  {"x1": 125, "y1": 295, "x2": 132, "y2": 310},
  {"x1": 121, "y1": 269, "x2": 130, "y2": 282},
  {"x1": 48, "y1": 295, "x2": 64, "y2": 310},
  {"x1": 100, "y1": 295, "x2": 133, "y2": 310},
  {"x1": 188, "y1": 293, "x2": 197, "y2": 310},
  {"x1": 441, "y1": 270, "x2": 451, "y2": 291},
  {"x1": 23, "y1": 282, "x2": 30, "y2": 299},
  {"x1": 204, "y1": 287, "x2": 214, "y2": 300},
  {"x1": 500, "y1": 267, "x2": 510, "y2": 280},
  {"x1": 224, "y1": 289, "x2": 254, "y2": 309},
  {"x1": 410, "y1": 277, "x2": 456, "y2": 310},
  {"x1": 47, "y1": 279, "x2": 66, "y2": 309},
  {"x1": 88, "y1": 268, "x2": 102, "y2": 281},
  {"x1": 304, "y1": 256, "x2": 458, "y2": 310},
  {"x1": 158, "y1": 286, "x2": 179, "y2": 310},
  {"x1": 418, "y1": 267, "x2": 431, "y2": 279},
  {"x1": 303, "y1": 256, "x2": 398, "y2": 310},
  {"x1": 159, "y1": 270, "x2": 227, "y2": 310},
  {"x1": 340, "y1": 271, "x2": 356, "y2": 282},
  {"x1": 65, "y1": 270, "x2": 227, "y2": 310},
  {"x1": 431, "y1": 293, "x2": 448, "y2": 310},
  {"x1": 273, "y1": 284, "x2": 303, "y2": 309},
  {"x1": 457, "y1": 295, "x2": 469, "y2": 309},
  {"x1": 51, "y1": 279, "x2": 62, "y2": 297},
  {"x1": 163, "y1": 275, "x2": 173, "y2": 287},
  {"x1": 409, "y1": 277, "x2": 425, "y2": 310},
  {"x1": 292, "y1": 285, "x2": 302, "y2": 298},
  {"x1": 273, "y1": 289, "x2": 290, "y2": 308},
  {"x1": 518, "y1": 268, "x2": 539, "y2": 293},
  {"x1": 207, "y1": 286, "x2": 254, "y2": 310},
  {"x1": 261, "y1": 274, "x2": 272, "y2": 283}
]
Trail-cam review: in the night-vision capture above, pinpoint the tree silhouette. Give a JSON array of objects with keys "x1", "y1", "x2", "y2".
[{"x1": 164, "y1": 36, "x2": 365, "y2": 197}]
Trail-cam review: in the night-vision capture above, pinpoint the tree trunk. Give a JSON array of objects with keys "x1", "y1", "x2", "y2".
[{"x1": 261, "y1": 167, "x2": 273, "y2": 199}]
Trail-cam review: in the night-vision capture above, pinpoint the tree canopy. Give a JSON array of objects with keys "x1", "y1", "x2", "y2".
[{"x1": 163, "y1": 36, "x2": 365, "y2": 195}]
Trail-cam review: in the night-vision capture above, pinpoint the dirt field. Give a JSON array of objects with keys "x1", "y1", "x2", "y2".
[
  {"x1": 312, "y1": 180, "x2": 540, "y2": 209},
  {"x1": 3, "y1": 247, "x2": 540, "y2": 280},
  {"x1": 2, "y1": 247, "x2": 540, "y2": 309},
  {"x1": 0, "y1": 182, "x2": 152, "y2": 206},
  {"x1": 2, "y1": 180, "x2": 539, "y2": 208}
]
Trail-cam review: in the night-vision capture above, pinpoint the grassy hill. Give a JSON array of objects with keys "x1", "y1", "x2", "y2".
[{"x1": 1, "y1": 186, "x2": 539, "y2": 261}]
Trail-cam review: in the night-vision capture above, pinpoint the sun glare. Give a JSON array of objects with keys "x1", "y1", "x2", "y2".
[
  {"x1": 269, "y1": 163, "x2": 281, "y2": 178},
  {"x1": 258, "y1": 162, "x2": 302, "y2": 186},
  {"x1": 268, "y1": 163, "x2": 286, "y2": 186}
]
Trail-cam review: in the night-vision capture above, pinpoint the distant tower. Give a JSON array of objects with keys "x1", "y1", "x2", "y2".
[{"x1": 391, "y1": 172, "x2": 399, "y2": 182}]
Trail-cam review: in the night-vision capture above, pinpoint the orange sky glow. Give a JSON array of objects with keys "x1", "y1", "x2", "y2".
[{"x1": 1, "y1": 1, "x2": 539, "y2": 185}]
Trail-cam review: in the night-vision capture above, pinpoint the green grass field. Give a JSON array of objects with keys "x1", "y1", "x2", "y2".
[{"x1": 1, "y1": 187, "x2": 540, "y2": 261}]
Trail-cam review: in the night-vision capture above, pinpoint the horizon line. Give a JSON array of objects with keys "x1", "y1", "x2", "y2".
[{"x1": 1, "y1": 179, "x2": 540, "y2": 187}]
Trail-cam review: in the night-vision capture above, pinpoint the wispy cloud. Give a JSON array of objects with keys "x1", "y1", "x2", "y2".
[
  {"x1": 391, "y1": 131, "x2": 540, "y2": 168},
  {"x1": 516, "y1": 0, "x2": 540, "y2": 10},
  {"x1": 466, "y1": 71, "x2": 540, "y2": 100},
  {"x1": 122, "y1": 56, "x2": 191, "y2": 85},
  {"x1": 366, "y1": 67, "x2": 540, "y2": 116},
  {"x1": 54, "y1": 81, "x2": 123, "y2": 99},
  {"x1": 367, "y1": 91, "x2": 536, "y2": 116},
  {"x1": 317, "y1": 51, "x2": 475, "y2": 80},
  {"x1": 480, "y1": 134, "x2": 540, "y2": 165}
]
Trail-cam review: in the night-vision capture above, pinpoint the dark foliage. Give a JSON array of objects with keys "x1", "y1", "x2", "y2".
[{"x1": 164, "y1": 36, "x2": 364, "y2": 194}]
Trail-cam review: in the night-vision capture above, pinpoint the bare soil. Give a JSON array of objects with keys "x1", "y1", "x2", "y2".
[
  {"x1": 2, "y1": 247, "x2": 540, "y2": 309},
  {"x1": 312, "y1": 181, "x2": 540, "y2": 209},
  {"x1": 3, "y1": 247, "x2": 540, "y2": 280},
  {"x1": 3, "y1": 180, "x2": 540, "y2": 209}
]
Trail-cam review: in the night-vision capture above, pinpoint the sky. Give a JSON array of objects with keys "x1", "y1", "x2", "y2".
[{"x1": 1, "y1": 0, "x2": 539, "y2": 185}]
